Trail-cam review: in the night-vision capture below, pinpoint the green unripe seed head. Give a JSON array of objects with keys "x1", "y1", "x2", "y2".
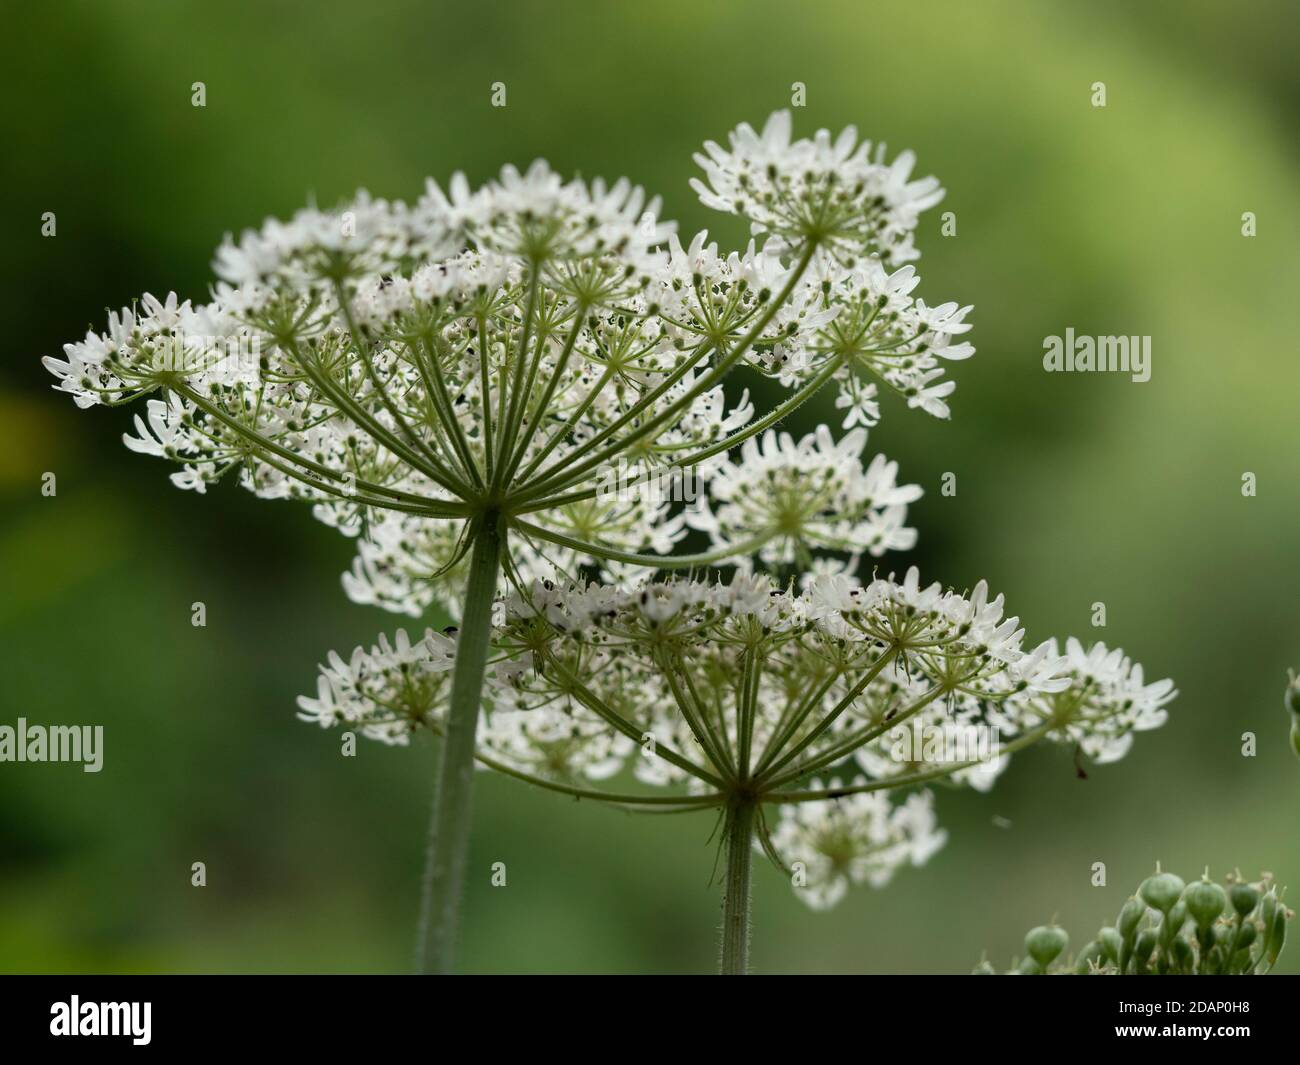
[
  {"x1": 1139, "y1": 871, "x2": 1185, "y2": 913},
  {"x1": 1184, "y1": 878, "x2": 1227, "y2": 929},
  {"x1": 1025, "y1": 925, "x2": 1069, "y2": 968},
  {"x1": 1266, "y1": 909, "x2": 1288, "y2": 966},
  {"x1": 1229, "y1": 881, "x2": 1260, "y2": 918}
]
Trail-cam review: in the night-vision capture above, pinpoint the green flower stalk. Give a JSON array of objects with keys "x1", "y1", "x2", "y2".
[
  {"x1": 46, "y1": 112, "x2": 971, "y2": 972},
  {"x1": 981, "y1": 867, "x2": 1292, "y2": 975}
]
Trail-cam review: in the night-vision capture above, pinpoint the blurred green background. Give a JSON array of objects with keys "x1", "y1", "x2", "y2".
[{"x1": 2, "y1": 0, "x2": 1297, "y2": 974}]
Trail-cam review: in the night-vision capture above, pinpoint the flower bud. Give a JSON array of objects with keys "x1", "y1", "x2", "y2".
[
  {"x1": 1286, "y1": 669, "x2": 1300, "y2": 715},
  {"x1": 1265, "y1": 907, "x2": 1289, "y2": 968},
  {"x1": 981, "y1": 869, "x2": 1289, "y2": 976},
  {"x1": 1229, "y1": 881, "x2": 1260, "y2": 918},
  {"x1": 1161, "y1": 900, "x2": 1188, "y2": 943},
  {"x1": 1139, "y1": 871, "x2": 1185, "y2": 913},
  {"x1": 1025, "y1": 924, "x2": 1069, "y2": 968},
  {"x1": 1184, "y1": 877, "x2": 1226, "y2": 929},
  {"x1": 1257, "y1": 888, "x2": 1277, "y2": 932},
  {"x1": 972, "y1": 958, "x2": 996, "y2": 975},
  {"x1": 1118, "y1": 896, "x2": 1145, "y2": 940},
  {"x1": 1095, "y1": 926, "x2": 1120, "y2": 966}
]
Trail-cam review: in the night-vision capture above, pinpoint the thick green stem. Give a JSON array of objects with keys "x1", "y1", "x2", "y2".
[
  {"x1": 719, "y1": 801, "x2": 757, "y2": 975},
  {"x1": 417, "y1": 514, "x2": 504, "y2": 974}
]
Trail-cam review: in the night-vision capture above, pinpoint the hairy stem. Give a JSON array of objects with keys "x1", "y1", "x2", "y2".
[
  {"x1": 720, "y1": 800, "x2": 757, "y2": 975},
  {"x1": 417, "y1": 514, "x2": 504, "y2": 974}
]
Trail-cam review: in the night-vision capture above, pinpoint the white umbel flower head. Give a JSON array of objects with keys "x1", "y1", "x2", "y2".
[
  {"x1": 692, "y1": 111, "x2": 944, "y2": 266},
  {"x1": 295, "y1": 628, "x2": 457, "y2": 746},
  {"x1": 686, "y1": 425, "x2": 921, "y2": 574},
  {"x1": 46, "y1": 113, "x2": 978, "y2": 628},
  {"x1": 989, "y1": 637, "x2": 1178, "y2": 763},
  {"x1": 768, "y1": 783, "x2": 948, "y2": 909},
  {"x1": 298, "y1": 568, "x2": 1172, "y2": 908}
]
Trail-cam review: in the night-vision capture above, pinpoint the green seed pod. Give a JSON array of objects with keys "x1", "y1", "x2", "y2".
[
  {"x1": 1258, "y1": 889, "x2": 1277, "y2": 934},
  {"x1": 1184, "y1": 878, "x2": 1227, "y2": 929},
  {"x1": 1265, "y1": 908, "x2": 1288, "y2": 968},
  {"x1": 1118, "y1": 896, "x2": 1146, "y2": 940},
  {"x1": 1025, "y1": 925, "x2": 1069, "y2": 968},
  {"x1": 1229, "y1": 881, "x2": 1260, "y2": 918},
  {"x1": 980, "y1": 870, "x2": 1289, "y2": 976},
  {"x1": 1140, "y1": 871, "x2": 1185, "y2": 913},
  {"x1": 1098, "y1": 925, "x2": 1123, "y2": 965}
]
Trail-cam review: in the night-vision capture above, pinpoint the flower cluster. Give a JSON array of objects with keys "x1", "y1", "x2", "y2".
[
  {"x1": 987, "y1": 637, "x2": 1176, "y2": 765},
  {"x1": 768, "y1": 786, "x2": 947, "y2": 910},
  {"x1": 980, "y1": 868, "x2": 1292, "y2": 975},
  {"x1": 692, "y1": 111, "x2": 943, "y2": 267},
  {"x1": 44, "y1": 112, "x2": 967, "y2": 621},
  {"x1": 296, "y1": 628, "x2": 457, "y2": 745},
  {"x1": 46, "y1": 108, "x2": 1186, "y2": 974},
  {"x1": 686, "y1": 425, "x2": 921, "y2": 579},
  {"x1": 299, "y1": 567, "x2": 1175, "y2": 909}
]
